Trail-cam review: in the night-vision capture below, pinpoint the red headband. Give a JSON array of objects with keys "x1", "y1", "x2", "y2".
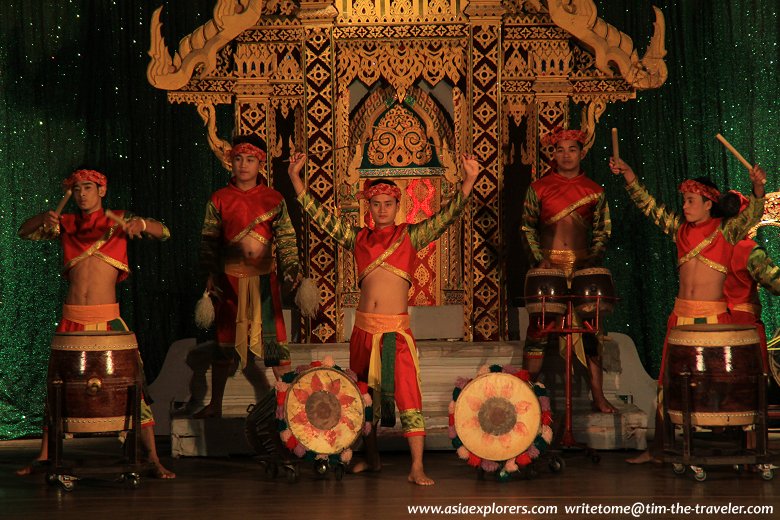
[
  {"x1": 63, "y1": 169, "x2": 107, "y2": 190},
  {"x1": 679, "y1": 180, "x2": 720, "y2": 202},
  {"x1": 541, "y1": 126, "x2": 587, "y2": 147},
  {"x1": 357, "y1": 182, "x2": 402, "y2": 201},
  {"x1": 229, "y1": 142, "x2": 267, "y2": 162}
]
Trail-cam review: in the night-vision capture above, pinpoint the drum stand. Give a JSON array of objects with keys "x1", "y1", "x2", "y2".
[
  {"x1": 45, "y1": 379, "x2": 146, "y2": 492},
  {"x1": 535, "y1": 294, "x2": 614, "y2": 464},
  {"x1": 661, "y1": 372, "x2": 777, "y2": 482}
]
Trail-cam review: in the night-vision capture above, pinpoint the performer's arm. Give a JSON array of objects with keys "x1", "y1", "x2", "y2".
[
  {"x1": 408, "y1": 154, "x2": 478, "y2": 250},
  {"x1": 272, "y1": 200, "x2": 301, "y2": 283},
  {"x1": 610, "y1": 159, "x2": 681, "y2": 239},
  {"x1": 722, "y1": 194, "x2": 765, "y2": 245},
  {"x1": 588, "y1": 194, "x2": 611, "y2": 265},
  {"x1": 408, "y1": 191, "x2": 468, "y2": 250},
  {"x1": 747, "y1": 246, "x2": 780, "y2": 295},
  {"x1": 288, "y1": 152, "x2": 358, "y2": 250},
  {"x1": 18, "y1": 211, "x2": 60, "y2": 240},
  {"x1": 122, "y1": 211, "x2": 170, "y2": 241},
  {"x1": 199, "y1": 201, "x2": 223, "y2": 283},
  {"x1": 520, "y1": 187, "x2": 544, "y2": 265}
]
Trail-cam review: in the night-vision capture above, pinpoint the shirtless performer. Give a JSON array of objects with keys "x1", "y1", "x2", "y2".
[
  {"x1": 17, "y1": 168, "x2": 175, "y2": 478},
  {"x1": 520, "y1": 127, "x2": 616, "y2": 413},
  {"x1": 196, "y1": 134, "x2": 302, "y2": 419},
  {"x1": 610, "y1": 157, "x2": 766, "y2": 463},
  {"x1": 288, "y1": 152, "x2": 480, "y2": 486}
]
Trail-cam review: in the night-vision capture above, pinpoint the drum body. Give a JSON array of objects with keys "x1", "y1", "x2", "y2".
[
  {"x1": 453, "y1": 373, "x2": 542, "y2": 461},
  {"x1": 284, "y1": 367, "x2": 365, "y2": 455},
  {"x1": 665, "y1": 324, "x2": 763, "y2": 426},
  {"x1": 48, "y1": 331, "x2": 141, "y2": 433},
  {"x1": 524, "y1": 268, "x2": 568, "y2": 318},
  {"x1": 570, "y1": 267, "x2": 615, "y2": 319}
]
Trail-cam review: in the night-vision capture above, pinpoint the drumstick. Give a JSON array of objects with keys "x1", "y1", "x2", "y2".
[
  {"x1": 716, "y1": 133, "x2": 766, "y2": 185},
  {"x1": 54, "y1": 189, "x2": 72, "y2": 215},
  {"x1": 104, "y1": 209, "x2": 126, "y2": 228},
  {"x1": 611, "y1": 128, "x2": 619, "y2": 160}
]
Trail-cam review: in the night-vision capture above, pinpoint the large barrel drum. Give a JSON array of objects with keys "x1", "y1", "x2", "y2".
[
  {"x1": 570, "y1": 268, "x2": 615, "y2": 319},
  {"x1": 665, "y1": 324, "x2": 763, "y2": 427},
  {"x1": 48, "y1": 331, "x2": 141, "y2": 433}
]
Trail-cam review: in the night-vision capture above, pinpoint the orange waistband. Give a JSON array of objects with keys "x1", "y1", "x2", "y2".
[
  {"x1": 62, "y1": 303, "x2": 120, "y2": 324},
  {"x1": 732, "y1": 302, "x2": 761, "y2": 316},
  {"x1": 541, "y1": 248, "x2": 588, "y2": 277},
  {"x1": 673, "y1": 298, "x2": 727, "y2": 318},
  {"x1": 354, "y1": 311, "x2": 410, "y2": 336},
  {"x1": 224, "y1": 258, "x2": 272, "y2": 278}
]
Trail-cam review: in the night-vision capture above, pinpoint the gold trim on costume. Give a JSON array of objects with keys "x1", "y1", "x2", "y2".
[
  {"x1": 733, "y1": 302, "x2": 761, "y2": 315},
  {"x1": 695, "y1": 255, "x2": 728, "y2": 274},
  {"x1": 229, "y1": 205, "x2": 280, "y2": 244},
  {"x1": 63, "y1": 225, "x2": 124, "y2": 273},
  {"x1": 358, "y1": 230, "x2": 406, "y2": 283},
  {"x1": 380, "y1": 263, "x2": 413, "y2": 284},
  {"x1": 545, "y1": 193, "x2": 600, "y2": 226},
  {"x1": 677, "y1": 229, "x2": 719, "y2": 268},
  {"x1": 93, "y1": 251, "x2": 130, "y2": 274}
]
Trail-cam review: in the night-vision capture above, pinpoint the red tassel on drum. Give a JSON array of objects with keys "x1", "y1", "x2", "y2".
[
  {"x1": 310, "y1": 361, "x2": 322, "y2": 368},
  {"x1": 514, "y1": 370, "x2": 530, "y2": 382},
  {"x1": 357, "y1": 381, "x2": 369, "y2": 394},
  {"x1": 516, "y1": 453, "x2": 532, "y2": 466},
  {"x1": 466, "y1": 453, "x2": 481, "y2": 467},
  {"x1": 448, "y1": 414, "x2": 455, "y2": 426},
  {"x1": 541, "y1": 411, "x2": 553, "y2": 425},
  {"x1": 276, "y1": 391, "x2": 286, "y2": 405},
  {"x1": 285, "y1": 435, "x2": 298, "y2": 450}
]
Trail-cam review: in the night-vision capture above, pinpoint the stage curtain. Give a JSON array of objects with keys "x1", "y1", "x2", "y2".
[{"x1": 0, "y1": 0, "x2": 778, "y2": 438}]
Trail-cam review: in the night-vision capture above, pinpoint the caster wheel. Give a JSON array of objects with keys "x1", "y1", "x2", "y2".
[
  {"x1": 693, "y1": 469, "x2": 707, "y2": 482},
  {"x1": 672, "y1": 464, "x2": 686, "y2": 475},
  {"x1": 761, "y1": 469, "x2": 774, "y2": 481},
  {"x1": 264, "y1": 462, "x2": 279, "y2": 479},
  {"x1": 314, "y1": 460, "x2": 329, "y2": 476},
  {"x1": 733, "y1": 464, "x2": 744, "y2": 474},
  {"x1": 548, "y1": 456, "x2": 565, "y2": 473},
  {"x1": 46, "y1": 473, "x2": 58, "y2": 486},
  {"x1": 57, "y1": 476, "x2": 75, "y2": 492},
  {"x1": 334, "y1": 464, "x2": 345, "y2": 481}
]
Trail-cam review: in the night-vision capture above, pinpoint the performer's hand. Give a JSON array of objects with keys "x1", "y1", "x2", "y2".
[
  {"x1": 42, "y1": 210, "x2": 60, "y2": 231},
  {"x1": 125, "y1": 218, "x2": 146, "y2": 239},
  {"x1": 609, "y1": 157, "x2": 636, "y2": 184},
  {"x1": 287, "y1": 152, "x2": 307, "y2": 195},
  {"x1": 749, "y1": 164, "x2": 767, "y2": 198},
  {"x1": 460, "y1": 153, "x2": 479, "y2": 196}
]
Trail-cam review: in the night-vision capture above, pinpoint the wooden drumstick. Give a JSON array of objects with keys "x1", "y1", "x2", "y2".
[
  {"x1": 54, "y1": 189, "x2": 72, "y2": 216},
  {"x1": 716, "y1": 133, "x2": 766, "y2": 185},
  {"x1": 104, "y1": 209, "x2": 126, "y2": 228},
  {"x1": 611, "y1": 128, "x2": 620, "y2": 160}
]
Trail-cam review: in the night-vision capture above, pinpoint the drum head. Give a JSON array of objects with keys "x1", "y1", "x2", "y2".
[
  {"x1": 284, "y1": 367, "x2": 365, "y2": 455},
  {"x1": 454, "y1": 373, "x2": 541, "y2": 461}
]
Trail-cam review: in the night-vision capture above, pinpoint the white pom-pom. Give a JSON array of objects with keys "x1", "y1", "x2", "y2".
[
  {"x1": 194, "y1": 289, "x2": 215, "y2": 329},
  {"x1": 295, "y1": 277, "x2": 320, "y2": 318}
]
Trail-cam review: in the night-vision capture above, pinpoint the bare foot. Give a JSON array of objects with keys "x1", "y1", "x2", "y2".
[
  {"x1": 407, "y1": 464, "x2": 434, "y2": 486},
  {"x1": 349, "y1": 458, "x2": 381, "y2": 474},
  {"x1": 151, "y1": 461, "x2": 176, "y2": 479},
  {"x1": 15, "y1": 459, "x2": 47, "y2": 477},
  {"x1": 192, "y1": 404, "x2": 221, "y2": 419},
  {"x1": 625, "y1": 451, "x2": 661, "y2": 464},
  {"x1": 592, "y1": 399, "x2": 618, "y2": 414}
]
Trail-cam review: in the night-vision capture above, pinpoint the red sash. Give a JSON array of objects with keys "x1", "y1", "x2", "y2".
[
  {"x1": 211, "y1": 181, "x2": 283, "y2": 245},
  {"x1": 354, "y1": 224, "x2": 416, "y2": 285},
  {"x1": 60, "y1": 209, "x2": 129, "y2": 281}
]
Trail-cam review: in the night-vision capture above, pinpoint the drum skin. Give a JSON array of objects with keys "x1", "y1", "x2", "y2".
[
  {"x1": 48, "y1": 331, "x2": 141, "y2": 433},
  {"x1": 665, "y1": 324, "x2": 763, "y2": 427},
  {"x1": 453, "y1": 373, "x2": 542, "y2": 461}
]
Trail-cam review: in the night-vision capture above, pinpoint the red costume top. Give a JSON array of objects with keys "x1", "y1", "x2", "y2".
[
  {"x1": 354, "y1": 224, "x2": 416, "y2": 285},
  {"x1": 725, "y1": 238, "x2": 760, "y2": 308},
  {"x1": 521, "y1": 171, "x2": 611, "y2": 264},
  {"x1": 59, "y1": 209, "x2": 130, "y2": 281}
]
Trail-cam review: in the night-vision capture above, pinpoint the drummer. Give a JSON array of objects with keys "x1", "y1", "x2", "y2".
[
  {"x1": 16, "y1": 169, "x2": 175, "y2": 479},
  {"x1": 520, "y1": 127, "x2": 616, "y2": 413},
  {"x1": 288, "y1": 152, "x2": 480, "y2": 486},
  {"x1": 609, "y1": 158, "x2": 766, "y2": 463}
]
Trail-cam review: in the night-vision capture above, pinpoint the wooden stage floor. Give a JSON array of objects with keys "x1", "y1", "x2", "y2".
[{"x1": 1, "y1": 437, "x2": 778, "y2": 520}]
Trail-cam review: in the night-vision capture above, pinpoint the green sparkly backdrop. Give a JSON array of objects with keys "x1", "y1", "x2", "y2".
[{"x1": 1, "y1": 1, "x2": 779, "y2": 439}]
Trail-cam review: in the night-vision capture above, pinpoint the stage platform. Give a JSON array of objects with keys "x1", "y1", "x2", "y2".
[{"x1": 149, "y1": 317, "x2": 657, "y2": 457}]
